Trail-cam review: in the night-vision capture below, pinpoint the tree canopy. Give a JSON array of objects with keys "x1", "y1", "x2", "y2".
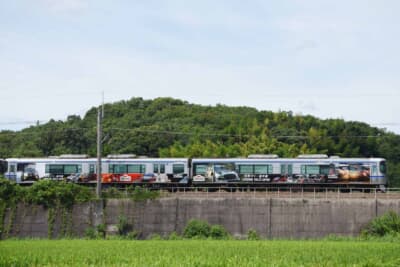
[{"x1": 1, "y1": 97, "x2": 400, "y2": 186}]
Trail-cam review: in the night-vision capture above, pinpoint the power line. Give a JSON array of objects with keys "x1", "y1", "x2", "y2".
[{"x1": 0, "y1": 126, "x2": 391, "y2": 139}]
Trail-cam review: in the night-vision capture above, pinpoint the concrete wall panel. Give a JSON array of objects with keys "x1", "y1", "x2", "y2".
[{"x1": 3, "y1": 198, "x2": 400, "y2": 239}]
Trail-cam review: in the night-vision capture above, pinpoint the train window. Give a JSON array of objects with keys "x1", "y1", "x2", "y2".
[
  {"x1": 238, "y1": 165, "x2": 253, "y2": 174},
  {"x1": 153, "y1": 164, "x2": 165, "y2": 174},
  {"x1": 254, "y1": 165, "x2": 272, "y2": 174},
  {"x1": 301, "y1": 165, "x2": 320, "y2": 175},
  {"x1": 194, "y1": 164, "x2": 207, "y2": 175},
  {"x1": 47, "y1": 164, "x2": 64, "y2": 174},
  {"x1": 127, "y1": 164, "x2": 146, "y2": 173},
  {"x1": 17, "y1": 163, "x2": 27, "y2": 172},
  {"x1": 173, "y1": 164, "x2": 185, "y2": 174},
  {"x1": 64, "y1": 165, "x2": 81, "y2": 174},
  {"x1": 46, "y1": 164, "x2": 80, "y2": 175},
  {"x1": 379, "y1": 161, "x2": 387, "y2": 174},
  {"x1": 320, "y1": 165, "x2": 330, "y2": 175},
  {"x1": 109, "y1": 164, "x2": 126, "y2": 174},
  {"x1": 238, "y1": 165, "x2": 272, "y2": 175}
]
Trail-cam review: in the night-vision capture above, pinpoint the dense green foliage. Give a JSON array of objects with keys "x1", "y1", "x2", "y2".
[
  {"x1": 183, "y1": 219, "x2": 230, "y2": 239},
  {"x1": 0, "y1": 240, "x2": 399, "y2": 266},
  {"x1": 183, "y1": 219, "x2": 211, "y2": 238},
  {"x1": 210, "y1": 224, "x2": 230, "y2": 240},
  {"x1": 101, "y1": 186, "x2": 160, "y2": 200},
  {"x1": 247, "y1": 228, "x2": 260, "y2": 240},
  {"x1": 1, "y1": 97, "x2": 400, "y2": 185},
  {"x1": 0, "y1": 178, "x2": 95, "y2": 208},
  {"x1": 362, "y1": 211, "x2": 400, "y2": 237},
  {"x1": 0, "y1": 178, "x2": 95, "y2": 239}
]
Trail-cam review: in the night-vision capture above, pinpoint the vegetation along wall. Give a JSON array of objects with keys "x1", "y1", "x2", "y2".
[{"x1": 2, "y1": 198, "x2": 400, "y2": 239}]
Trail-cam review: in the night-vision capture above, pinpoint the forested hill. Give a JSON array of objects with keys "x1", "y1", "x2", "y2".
[{"x1": 1, "y1": 97, "x2": 400, "y2": 185}]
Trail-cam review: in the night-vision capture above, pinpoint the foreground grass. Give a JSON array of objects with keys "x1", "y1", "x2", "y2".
[{"x1": 1, "y1": 240, "x2": 400, "y2": 267}]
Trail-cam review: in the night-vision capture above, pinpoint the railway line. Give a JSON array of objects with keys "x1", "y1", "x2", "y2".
[{"x1": 113, "y1": 186, "x2": 400, "y2": 199}]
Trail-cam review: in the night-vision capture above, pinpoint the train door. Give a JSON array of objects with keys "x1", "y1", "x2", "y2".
[
  {"x1": 0, "y1": 160, "x2": 7, "y2": 174},
  {"x1": 5, "y1": 162, "x2": 17, "y2": 182},
  {"x1": 17, "y1": 163, "x2": 38, "y2": 182},
  {"x1": 153, "y1": 163, "x2": 167, "y2": 182},
  {"x1": 172, "y1": 163, "x2": 185, "y2": 182},
  {"x1": 82, "y1": 164, "x2": 96, "y2": 182},
  {"x1": 280, "y1": 164, "x2": 293, "y2": 182}
]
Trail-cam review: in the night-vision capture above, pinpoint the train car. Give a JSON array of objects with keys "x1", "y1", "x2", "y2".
[
  {"x1": 4, "y1": 154, "x2": 387, "y2": 189},
  {"x1": 101, "y1": 155, "x2": 189, "y2": 183},
  {"x1": 5, "y1": 155, "x2": 93, "y2": 183},
  {"x1": 4, "y1": 155, "x2": 189, "y2": 184},
  {"x1": 191, "y1": 154, "x2": 387, "y2": 187},
  {"x1": 0, "y1": 159, "x2": 7, "y2": 175}
]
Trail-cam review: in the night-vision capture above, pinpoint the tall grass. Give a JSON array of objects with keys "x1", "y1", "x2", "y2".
[{"x1": 0, "y1": 240, "x2": 399, "y2": 266}]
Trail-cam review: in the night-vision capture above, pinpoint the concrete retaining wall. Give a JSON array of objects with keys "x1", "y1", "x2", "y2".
[
  {"x1": 2, "y1": 201, "x2": 103, "y2": 238},
  {"x1": 2, "y1": 198, "x2": 400, "y2": 239}
]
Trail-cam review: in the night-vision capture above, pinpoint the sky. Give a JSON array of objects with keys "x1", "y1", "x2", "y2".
[{"x1": 1, "y1": 0, "x2": 400, "y2": 134}]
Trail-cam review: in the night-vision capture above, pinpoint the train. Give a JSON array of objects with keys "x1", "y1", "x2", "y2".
[{"x1": 1, "y1": 154, "x2": 388, "y2": 189}]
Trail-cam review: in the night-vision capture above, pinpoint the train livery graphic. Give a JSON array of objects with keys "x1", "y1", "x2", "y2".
[{"x1": 2, "y1": 154, "x2": 387, "y2": 188}]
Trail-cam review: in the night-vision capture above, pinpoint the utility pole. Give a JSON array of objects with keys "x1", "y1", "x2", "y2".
[{"x1": 96, "y1": 94, "x2": 104, "y2": 198}]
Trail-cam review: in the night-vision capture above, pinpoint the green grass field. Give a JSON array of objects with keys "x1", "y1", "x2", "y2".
[{"x1": 1, "y1": 240, "x2": 399, "y2": 267}]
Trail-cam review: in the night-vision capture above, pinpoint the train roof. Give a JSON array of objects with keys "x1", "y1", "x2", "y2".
[
  {"x1": 191, "y1": 157, "x2": 386, "y2": 163},
  {"x1": 5, "y1": 157, "x2": 189, "y2": 163},
  {"x1": 5, "y1": 157, "x2": 386, "y2": 164}
]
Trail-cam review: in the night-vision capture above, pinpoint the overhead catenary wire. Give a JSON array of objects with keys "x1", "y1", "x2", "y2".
[{"x1": 0, "y1": 126, "x2": 392, "y2": 139}]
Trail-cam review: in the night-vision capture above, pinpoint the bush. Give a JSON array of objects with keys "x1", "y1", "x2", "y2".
[
  {"x1": 96, "y1": 224, "x2": 106, "y2": 239},
  {"x1": 84, "y1": 227, "x2": 97, "y2": 239},
  {"x1": 210, "y1": 225, "x2": 229, "y2": 240},
  {"x1": 362, "y1": 211, "x2": 400, "y2": 237},
  {"x1": 126, "y1": 230, "x2": 140, "y2": 240},
  {"x1": 0, "y1": 178, "x2": 24, "y2": 203},
  {"x1": 149, "y1": 233, "x2": 162, "y2": 240},
  {"x1": 247, "y1": 229, "x2": 260, "y2": 240},
  {"x1": 129, "y1": 186, "x2": 160, "y2": 201},
  {"x1": 168, "y1": 231, "x2": 182, "y2": 240},
  {"x1": 101, "y1": 187, "x2": 124, "y2": 199},
  {"x1": 25, "y1": 180, "x2": 94, "y2": 209},
  {"x1": 117, "y1": 215, "x2": 131, "y2": 236},
  {"x1": 183, "y1": 219, "x2": 211, "y2": 239}
]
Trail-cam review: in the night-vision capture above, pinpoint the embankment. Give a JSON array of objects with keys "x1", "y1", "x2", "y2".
[{"x1": 2, "y1": 198, "x2": 400, "y2": 239}]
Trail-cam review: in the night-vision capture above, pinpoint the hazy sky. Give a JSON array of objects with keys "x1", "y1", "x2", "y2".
[{"x1": 1, "y1": 0, "x2": 399, "y2": 133}]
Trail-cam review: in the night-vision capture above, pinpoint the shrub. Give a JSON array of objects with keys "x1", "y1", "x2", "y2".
[
  {"x1": 25, "y1": 180, "x2": 94, "y2": 209},
  {"x1": 126, "y1": 230, "x2": 140, "y2": 240},
  {"x1": 129, "y1": 186, "x2": 160, "y2": 201},
  {"x1": 183, "y1": 219, "x2": 211, "y2": 239},
  {"x1": 101, "y1": 187, "x2": 123, "y2": 199},
  {"x1": 117, "y1": 215, "x2": 131, "y2": 236},
  {"x1": 96, "y1": 224, "x2": 106, "y2": 239},
  {"x1": 362, "y1": 211, "x2": 400, "y2": 237},
  {"x1": 0, "y1": 178, "x2": 24, "y2": 203},
  {"x1": 149, "y1": 233, "x2": 162, "y2": 240},
  {"x1": 168, "y1": 231, "x2": 182, "y2": 240},
  {"x1": 84, "y1": 227, "x2": 97, "y2": 239},
  {"x1": 210, "y1": 224, "x2": 229, "y2": 240},
  {"x1": 25, "y1": 180, "x2": 59, "y2": 208},
  {"x1": 247, "y1": 229, "x2": 260, "y2": 240}
]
